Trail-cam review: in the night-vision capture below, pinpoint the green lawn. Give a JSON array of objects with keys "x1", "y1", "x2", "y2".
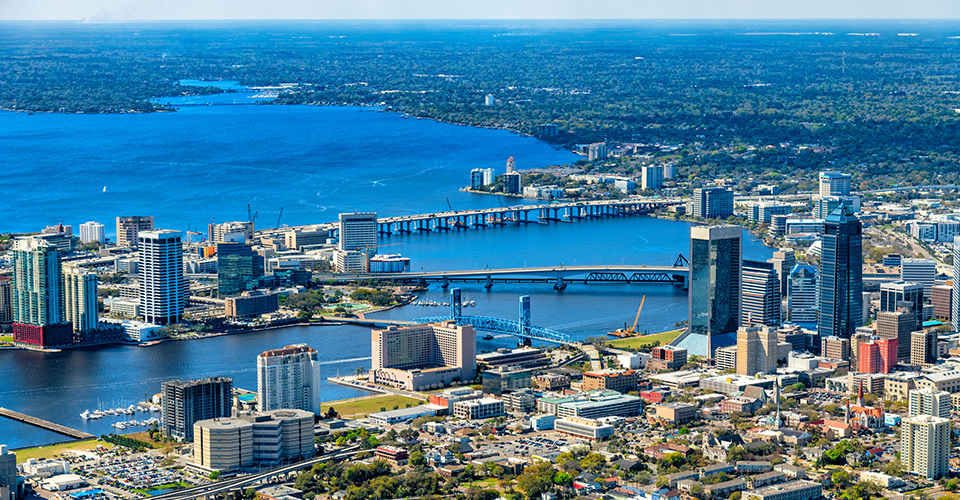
[
  {"x1": 321, "y1": 395, "x2": 422, "y2": 418},
  {"x1": 0, "y1": 336, "x2": 13, "y2": 343},
  {"x1": 606, "y1": 329, "x2": 684, "y2": 349},
  {"x1": 134, "y1": 482, "x2": 192, "y2": 495},
  {"x1": 13, "y1": 439, "x2": 115, "y2": 463}
]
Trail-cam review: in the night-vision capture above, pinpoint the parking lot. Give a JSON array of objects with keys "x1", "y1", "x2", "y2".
[
  {"x1": 482, "y1": 434, "x2": 578, "y2": 458},
  {"x1": 74, "y1": 455, "x2": 202, "y2": 496}
]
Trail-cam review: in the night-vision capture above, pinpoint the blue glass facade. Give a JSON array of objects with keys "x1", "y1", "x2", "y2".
[
  {"x1": 681, "y1": 225, "x2": 741, "y2": 356},
  {"x1": 217, "y1": 242, "x2": 265, "y2": 296},
  {"x1": 819, "y1": 205, "x2": 862, "y2": 339}
]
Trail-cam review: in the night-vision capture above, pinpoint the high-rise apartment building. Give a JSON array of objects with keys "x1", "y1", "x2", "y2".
[
  {"x1": 470, "y1": 168, "x2": 495, "y2": 189},
  {"x1": 954, "y1": 236, "x2": 960, "y2": 330},
  {"x1": 335, "y1": 212, "x2": 378, "y2": 273},
  {"x1": 901, "y1": 258, "x2": 936, "y2": 297},
  {"x1": 877, "y1": 309, "x2": 916, "y2": 362},
  {"x1": 161, "y1": 376, "x2": 233, "y2": 441},
  {"x1": 0, "y1": 277, "x2": 12, "y2": 332},
  {"x1": 138, "y1": 230, "x2": 185, "y2": 325},
  {"x1": 371, "y1": 321, "x2": 477, "y2": 391},
  {"x1": 820, "y1": 336, "x2": 850, "y2": 361},
  {"x1": 880, "y1": 281, "x2": 924, "y2": 331},
  {"x1": 818, "y1": 171, "x2": 851, "y2": 197},
  {"x1": 909, "y1": 387, "x2": 951, "y2": 418},
  {"x1": 768, "y1": 249, "x2": 795, "y2": 298},
  {"x1": 680, "y1": 225, "x2": 742, "y2": 357},
  {"x1": 63, "y1": 266, "x2": 98, "y2": 333},
  {"x1": 641, "y1": 165, "x2": 664, "y2": 191},
  {"x1": 901, "y1": 415, "x2": 950, "y2": 479},
  {"x1": 79, "y1": 221, "x2": 106, "y2": 245},
  {"x1": 505, "y1": 157, "x2": 516, "y2": 173},
  {"x1": 11, "y1": 237, "x2": 72, "y2": 347},
  {"x1": 736, "y1": 326, "x2": 778, "y2": 376},
  {"x1": 692, "y1": 187, "x2": 734, "y2": 220},
  {"x1": 858, "y1": 338, "x2": 897, "y2": 374},
  {"x1": 503, "y1": 172, "x2": 522, "y2": 195},
  {"x1": 788, "y1": 264, "x2": 818, "y2": 324},
  {"x1": 911, "y1": 330, "x2": 938, "y2": 365},
  {"x1": 257, "y1": 344, "x2": 322, "y2": 414},
  {"x1": 217, "y1": 242, "x2": 264, "y2": 296},
  {"x1": 741, "y1": 260, "x2": 781, "y2": 327},
  {"x1": 116, "y1": 215, "x2": 154, "y2": 248},
  {"x1": 819, "y1": 205, "x2": 863, "y2": 339}
]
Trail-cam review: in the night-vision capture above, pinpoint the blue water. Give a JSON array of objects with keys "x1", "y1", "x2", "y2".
[
  {"x1": 0, "y1": 103, "x2": 576, "y2": 234},
  {"x1": 0, "y1": 96, "x2": 773, "y2": 449}
]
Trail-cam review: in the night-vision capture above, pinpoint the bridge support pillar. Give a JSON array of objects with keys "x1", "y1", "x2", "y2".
[
  {"x1": 442, "y1": 276, "x2": 449, "y2": 289},
  {"x1": 484, "y1": 275, "x2": 493, "y2": 289},
  {"x1": 553, "y1": 276, "x2": 566, "y2": 291}
]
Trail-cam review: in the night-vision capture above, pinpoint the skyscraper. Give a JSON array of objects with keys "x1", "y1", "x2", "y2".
[
  {"x1": 79, "y1": 221, "x2": 105, "y2": 245},
  {"x1": 901, "y1": 258, "x2": 936, "y2": 297},
  {"x1": 901, "y1": 415, "x2": 950, "y2": 479},
  {"x1": 741, "y1": 260, "x2": 781, "y2": 327},
  {"x1": 0, "y1": 277, "x2": 12, "y2": 333},
  {"x1": 818, "y1": 171, "x2": 851, "y2": 197},
  {"x1": 911, "y1": 330, "x2": 938, "y2": 365},
  {"x1": 954, "y1": 236, "x2": 960, "y2": 331},
  {"x1": 116, "y1": 215, "x2": 154, "y2": 248},
  {"x1": 63, "y1": 266, "x2": 98, "y2": 334},
  {"x1": 257, "y1": 344, "x2": 322, "y2": 414},
  {"x1": 335, "y1": 212, "x2": 378, "y2": 273},
  {"x1": 768, "y1": 249, "x2": 795, "y2": 298},
  {"x1": 909, "y1": 387, "x2": 951, "y2": 418},
  {"x1": 680, "y1": 225, "x2": 741, "y2": 357},
  {"x1": 877, "y1": 309, "x2": 916, "y2": 362},
  {"x1": 692, "y1": 187, "x2": 734, "y2": 220},
  {"x1": 879, "y1": 281, "x2": 924, "y2": 331},
  {"x1": 139, "y1": 230, "x2": 185, "y2": 325},
  {"x1": 788, "y1": 264, "x2": 819, "y2": 324},
  {"x1": 11, "y1": 237, "x2": 72, "y2": 347},
  {"x1": 217, "y1": 242, "x2": 265, "y2": 296},
  {"x1": 819, "y1": 205, "x2": 863, "y2": 339},
  {"x1": 161, "y1": 377, "x2": 233, "y2": 441},
  {"x1": 641, "y1": 165, "x2": 664, "y2": 190},
  {"x1": 736, "y1": 326, "x2": 778, "y2": 376}
]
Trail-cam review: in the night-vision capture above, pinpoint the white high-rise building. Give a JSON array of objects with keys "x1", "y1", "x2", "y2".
[
  {"x1": 138, "y1": 230, "x2": 185, "y2": 325},
  {"x1": 901, "y1": 258, "x2": 936, "y2": 297},
  {"x1": 909, "y1": 387, "x2": 951, "y2": 418},
  {"x1": 257, "y1": 344, "x2": 322, "y2": 414},
  {"x1": 641, "y1": 165, "x2": 664, "y2": 191},
  {"x1": 818, "y1": 171, "x2": 851, "y2": 198},
  {"x1": 954, "y1": 235, "x2": 960, "y2": 331},
  {"x1": 336, "y1": 212, "x2": 378, "y2": 273},
  {"x1": 901, "y1": 414, "x2": 950, "y2": 479},
  {"x1": 79, "y1": 221, "x2": 106, "y2": 244},
  {"x1": 63, "y1": 266, "x2": 98, "y2": 333}
]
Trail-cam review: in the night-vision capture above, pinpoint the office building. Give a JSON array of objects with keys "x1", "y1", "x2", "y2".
[
  {"x1": 0, "y1": 445, "x2": 16, "y2": 500},
  {"x1": 692, "y1": 187, "x2": 734, "y2": 219},
  {"x1": 63, "y1": 266, "x2": 98, "y2": 333},
  {"x1": 679, "y1": 225, "x2": 741, "y2": 356},
  {"x1": 582, "y1": 369, "x2": 639, "y2": 393},
  {"x1": 741, "y1": 260, "x2": 781, "y2": 327},
  {"x1": 649, "y1": 345, "x2": 688, "y2": 371},
  {"x1": 0, "y1": 277, "x2": 11, "y2": 332},
  {"x1": 814, "y1": 196, "x2": 861, "y2": 219},
  {"x1": 453, "y1": 398, "x2": 504, "y2": 420},
  {"x1": 821, "y1": 336, "x2": 850, "y2": 361},
  {"x1": 954, "y1": 236, "x2": 960, "y2": 330},
  {"x1": 557, "y1": 393, "x2": 642, "y2": 419},
  {"x1": 880, "y1": 281, "x2": 924, "y2": 330},
  {"x1": 641, "y1": 165, "x2": 664, "y2": 190},
  {"x1": 481, "y1": 366, "x2": 533, "y2": 396},
  {"x1": 338, "y1": 212, "x2": 377, "y2": 252},
  {"x1": 750, "y1": 202, "x2": 796, "y2": 224},
  {"x1": 768, "y1": 250, "x2": 795, "y2": 298},
  {"x1": 911, "y1": 330, "x2": 938, "y2": 365},
  {"x1": 217, "y1": 242, "x2": 265, "y2": 296},
  {"x1": 737, "y1": 326, "x2": 778, "y2": 376},
  {"x1": 138, "y1": 230, "x2": 185, "y2": 325},
  {"x1": 819, "y1": 171, "x2": 851, "y2": 197},
  {"x1": 715, "y1": 345, "x2": 738, "y2": 371},
  {"x1": 819, "y1": 205, "x2": 863, "y2": 339},
  {"x1": 901, "y1": 415, "x2": 950, "y2": 479},
  {"x1": 371, "y1": 321, "x2": 477, "y2": 391},
  {"x1": 193, "y1": 409, "x2": 315, "y2": 472},
  {"x1": 225, "y1": 291, "x2": 280, "y2": 318},
  {"x1": 858, "y1": 338, "x2": 897, "y2": 374},
  {"x1": 161, "y1": 377, "x2": 233, "y2": 441},
  {"x1": 284, "y1": 228, "x2": 327, "y2": 250},
  {"x1": 79, "y1": 221, "x2": 105, "y2": 245},
  {"x1": 931, "y1": 284, "x2": 952, "y2": 322},
  {"x1": 554, "y1": 417, "x2": 615, "y2": 441},
  {"x1": 116, "y1": 215, "x2": 154, "y2": 248},
  {"x1": 503, "y1": 171, "x2": 522, "y2": 195},
  {"x1": 877, "y1": 309, "x2": 916, "y2": 362},
  {"x1": 901, "y1": 259, "x2": 936, "y2": 297},
  {"x1": 257, "y1": 344, "x2": 322, "y2": 414},
  {"x1": 213, "y1": 221, "x2": 255, "y2": 243},
  {"x1": 369, "y1": 254, "x2": 411, "y2": 273},
  {"x1": 334, "y1": 249, "x2": 366, "y2": 273},
  {"x1": 743, "y1": 480, "x2": 822, "y2": 500},
  {"x1": 909, "y1": 387, "x2": 951, "y2": 418},
  {"x1": 11, "y1": 237, "x2": 72, "y2": 348},
  {"x1": 787, "y1": 264, "x2": 818, "y2": 323}
]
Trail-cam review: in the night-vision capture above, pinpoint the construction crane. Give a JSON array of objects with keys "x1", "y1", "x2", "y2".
[
  {"x1": 608, "y1": 295, "x2": 646, "y2": 338},
  {"x1": 275, "y1": 207, "x2": 284, "y2": 229},
  {"x1": 497, "y1": 196, "x2": 504, "y2": 208},
  {"x1": 446, "y1": 198, "x2": 453, "y2": 212},
  {"x1": 247, "y1": 204, "x2": 253, "y2": 223}
]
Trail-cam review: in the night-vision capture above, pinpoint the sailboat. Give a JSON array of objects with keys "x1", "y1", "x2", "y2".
[{"x1": 103, "y1": 186, "x2": 107, "y2": 193}]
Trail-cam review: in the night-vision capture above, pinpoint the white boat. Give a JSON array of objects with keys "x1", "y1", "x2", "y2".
[{"x1": 80, "y1": 410, "x2": 91, "y2": 420}]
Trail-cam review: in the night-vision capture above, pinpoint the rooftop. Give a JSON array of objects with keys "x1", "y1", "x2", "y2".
[{"x1": 747, "y1": 480, "x2": 820, "y2": 495}]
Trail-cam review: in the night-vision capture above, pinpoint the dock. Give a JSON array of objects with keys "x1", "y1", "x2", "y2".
[{"x1": 0, "y1": 407, "x2": 94, "y2": 440}]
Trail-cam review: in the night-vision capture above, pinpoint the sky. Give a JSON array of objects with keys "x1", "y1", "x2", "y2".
[{"x1": 2, "y1": 0, "x2": 959, "y2": 21}]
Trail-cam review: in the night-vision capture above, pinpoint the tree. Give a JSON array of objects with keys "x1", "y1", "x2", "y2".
[
  {"x1": 690, "y1": 484, "x2": 705, "y2": 497},
  {"x1": 554, "y1": 472, "x2": 573, "y2": 487},
  {"x1": 656, "y1": 476, "x2": 671, "y2": 489},
  {"x1": 580, "y1": 453, "x2": 607, "y2": 472},
  {"x1": 832, "y1": 470, "x2": 852, "y2": 489},
  {"x1": 516, "y1": 462, "x2": 557, "y2": 499},
  {"x1": 209, "y1": 471, "x2": 221, "y2": 480},
  {"x1": 730, "y1": 492, "x2": 742, "y2": 500}
]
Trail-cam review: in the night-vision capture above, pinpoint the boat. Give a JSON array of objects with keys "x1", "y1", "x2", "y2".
[
  {"x1": 482, "y1": 334, "x2": 494, "y2": 340},
  {"x1": 80, "y1": 410, "x2": 91, "y2": 420}
]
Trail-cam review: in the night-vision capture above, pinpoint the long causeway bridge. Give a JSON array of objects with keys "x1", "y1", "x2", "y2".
[{"x1": 0, "y1": 407, "x2": 94, "y2": 440}]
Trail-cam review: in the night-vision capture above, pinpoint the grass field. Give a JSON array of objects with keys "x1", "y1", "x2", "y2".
[
  {"x1": 0, "y1": 336, "x2": 13, "y2": 343},
  {"x1": 606, "y1": 328, "x2": 684, "y2": 349},
  {"x1": 321, "y1": 395, "x2": 423, "y2": 418},
  {"x1": 13, "y1": 439, "x2": 115, "y2": 463}
]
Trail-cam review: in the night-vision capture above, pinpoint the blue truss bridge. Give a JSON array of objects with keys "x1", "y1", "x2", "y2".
[{"x1": 414, "y1": 288, "x2": 575, "y2": 346}]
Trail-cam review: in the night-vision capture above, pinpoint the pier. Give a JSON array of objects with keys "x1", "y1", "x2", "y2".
[{"x1": 0, "y1": 407, "x2": 94, "y2": 440}]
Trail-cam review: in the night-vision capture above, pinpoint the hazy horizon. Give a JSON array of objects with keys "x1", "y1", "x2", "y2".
[{"x1": 2, "y1": 0, "x2": 959, "y2": 22}]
